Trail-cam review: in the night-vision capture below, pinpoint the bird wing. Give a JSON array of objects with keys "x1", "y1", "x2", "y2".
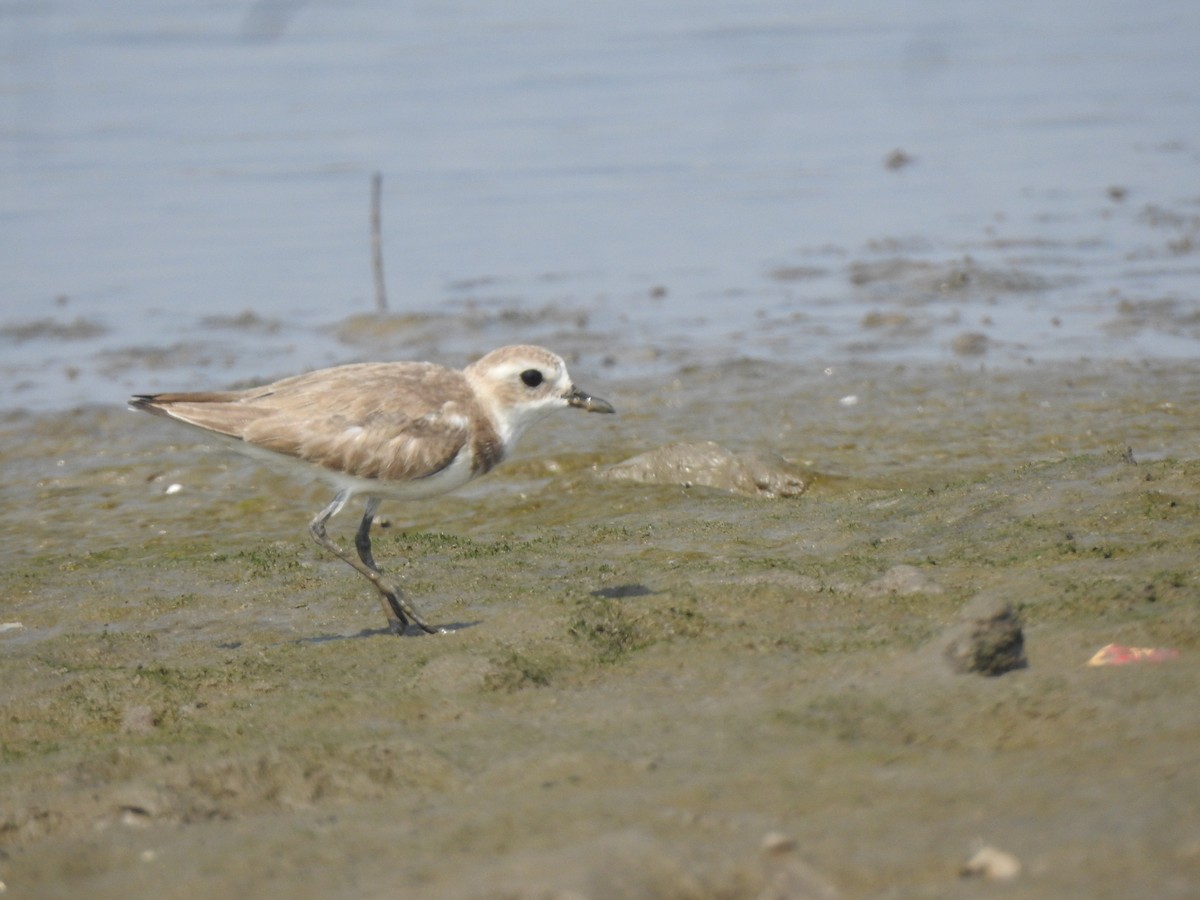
[{"x1": 134, "y1": 363, "x2": 483, "y2": 482}]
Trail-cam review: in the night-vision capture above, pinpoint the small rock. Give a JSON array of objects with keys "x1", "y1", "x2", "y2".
[
  {"x1": 121, "y1": 806, "x2": 154, "y2": 828},
  {"x1": 942, "y1": 595, "x2": 1027, "y2": 676},
  {"x1": 960, "y1": 845, "x2": 1021, "y2": 880},
  {"x1": 115, "y1": 787, "x2": 162, "y2": 827},
  {"x1": 761, "y1": 832, "x2": 798, "y2": 855}
]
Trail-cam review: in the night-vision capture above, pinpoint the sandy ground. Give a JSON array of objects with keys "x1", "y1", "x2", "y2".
[{"x1": 2, "y1": 357, "x2": 1199, "y2": 898}]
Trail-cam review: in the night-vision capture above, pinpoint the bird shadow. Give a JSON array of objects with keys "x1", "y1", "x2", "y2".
[
  {"x1": 293, "y1": 620, "x2": 481, "y2": 644},
  {"x1": 589, "y1": 583, "x2": 657, "y2": 599}
]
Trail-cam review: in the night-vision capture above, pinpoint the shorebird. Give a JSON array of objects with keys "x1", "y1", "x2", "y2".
[{"x1": 130, "y1": 345, "x2": 614, "y2": 634}]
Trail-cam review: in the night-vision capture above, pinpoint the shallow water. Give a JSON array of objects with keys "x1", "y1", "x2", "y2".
[{"x1": 3, "y1": 0, "x2": 1200, "y2": 411}]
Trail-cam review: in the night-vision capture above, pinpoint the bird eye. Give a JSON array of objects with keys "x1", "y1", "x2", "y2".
[{"x1": 520, "y1": 369, "x2": 544, "y2": 388}]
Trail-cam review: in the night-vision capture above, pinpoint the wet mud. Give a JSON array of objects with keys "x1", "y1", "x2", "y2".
[{"x1": 2, "y1": 357, "x2": 1199, "y2": 897}]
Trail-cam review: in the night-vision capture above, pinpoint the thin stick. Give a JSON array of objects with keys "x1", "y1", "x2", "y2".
[{"x1": 370, "y1": 171, "x2": 388, "y2": 313}]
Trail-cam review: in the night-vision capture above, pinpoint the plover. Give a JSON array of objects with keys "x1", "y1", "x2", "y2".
[{"x1": 130, "y1": 345, "x2": 614, "y2": 634}]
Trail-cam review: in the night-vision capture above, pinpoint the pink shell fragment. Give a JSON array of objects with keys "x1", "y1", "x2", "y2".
[{"x1": 1087, "y1": 643, "x2": 1180, "y2": 667}]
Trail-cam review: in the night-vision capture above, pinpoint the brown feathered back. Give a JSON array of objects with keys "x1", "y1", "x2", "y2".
[{"x1": 130, "y1": 362, "x2": 503, "y2": 482}]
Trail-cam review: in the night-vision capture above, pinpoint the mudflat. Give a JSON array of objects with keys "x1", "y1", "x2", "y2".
[{"x1": 2, "y1": 358, "x2": 1198, "y2": 897}]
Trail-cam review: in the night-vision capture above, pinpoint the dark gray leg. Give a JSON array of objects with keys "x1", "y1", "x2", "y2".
[
  {"x1": 355, "y1": 496, "x2": 382, "y2": 572},
  {"x1": 308, "y1": 490, "x2": 439, "y2": 635}
]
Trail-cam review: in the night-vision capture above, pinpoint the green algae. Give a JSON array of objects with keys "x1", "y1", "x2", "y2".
[{"x1": 2, "y1": 360, "x2": 1200, "y2": 897}]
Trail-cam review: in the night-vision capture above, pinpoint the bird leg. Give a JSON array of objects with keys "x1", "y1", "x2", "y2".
[
  {"x1": 353, "y1": 496, "x2": 439, "y2": 633},
  {"x1": 308, "y1": 490, "x2": 438, "y2": 635},
  {"x1": 355, "y1": 496, "x2": 383, "y2": 572}
]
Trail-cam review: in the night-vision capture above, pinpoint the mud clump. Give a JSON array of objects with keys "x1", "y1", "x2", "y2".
[
  {"x1": 951, "y1": 331, "x2": 990, "y2": 356},
  {"x1": 942, "y1": 594, "x2": 1027, "y2": 676},
  {"x1": 0, "y1": 316, "x2": 107, "y2": 343},
  {"x1": 848, "y1": 256, "x2": 1050, "y2": 294},
  {"x1": 602, "y1": 441, "x2": 809, "y2": 498}
]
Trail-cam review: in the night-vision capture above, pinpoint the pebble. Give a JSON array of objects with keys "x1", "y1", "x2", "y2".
[{"x1": 960, "y1": 845, "x2": 1021, "y2": 880}]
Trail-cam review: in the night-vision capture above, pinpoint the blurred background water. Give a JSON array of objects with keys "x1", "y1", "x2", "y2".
[{"x1": 3, "y1": 0, "x2": 1199, "y2": 412}]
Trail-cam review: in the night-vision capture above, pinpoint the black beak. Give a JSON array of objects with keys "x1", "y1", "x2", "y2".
[{"x1": 566, "y1": 386, "x2": 615, "y2": 414}]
